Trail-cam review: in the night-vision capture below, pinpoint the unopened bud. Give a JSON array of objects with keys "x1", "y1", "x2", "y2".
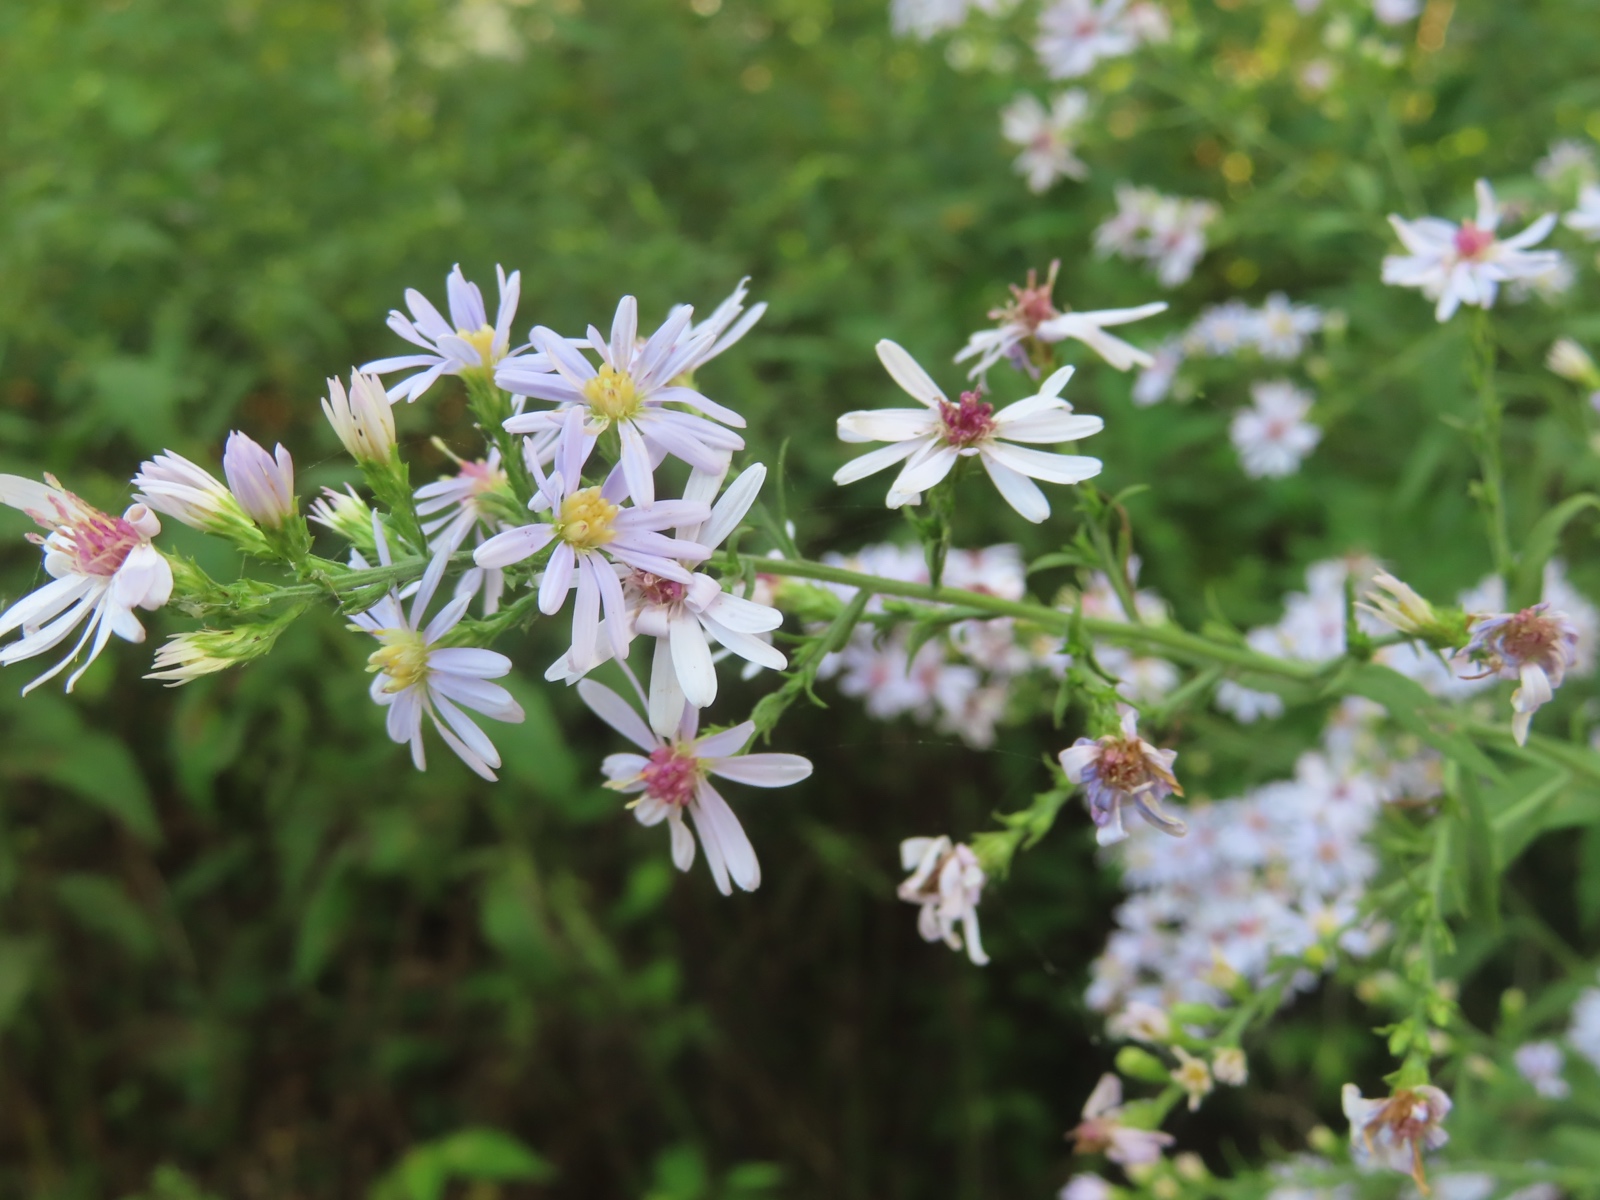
[
  {"x1": 1212, "y1": 1046, "x2": 1248, "y2": 1086},
  {"x1": 145, "y1": 609, "x2": 303, "y2": 686},
  {"x1": 309, "y1": 486, "x2": 377, "y2": 553},
  {"x1": 1548, "y1": 338, "x2": 1600, "y2": 387},
  {"x1": 133, "y1": 450, "x2": 266, "y2": 555},
  {"x1": 222, "y1": 432, "x2": 296, "y2": 528},
  {"x1": 323, "y1": 371, "x2": 397, "y2": 465}
]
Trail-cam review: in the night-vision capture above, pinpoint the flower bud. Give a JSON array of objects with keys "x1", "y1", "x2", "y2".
[
  {"x1": 1548, "y1": 337, "x2": 1600, "y2": 387},
  {"x1": 322, "y1": 371, "x2": 397, "y2": 465},
  {"x1": 145, "y1": 609, "x2": 302, "y2": 686},
  {"x1": 1212, "y1": 1047, "x2": 1248, "y2": 1086},
  {"x1": 1359, "y1": 571, "x2": 1472, "y2": 649},
  {"x1": 1113, "y1": 1046, "x2": 1170, "y2": 1085},
  {"x1": 222, "y1": 432, "x2": 296, "y2": 528}
]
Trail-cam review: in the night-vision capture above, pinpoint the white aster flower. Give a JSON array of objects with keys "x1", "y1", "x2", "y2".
[
  {"x1": 1035, "y1": 0, "x2": 1138, "y2": 79},
  {"x1": 1215, "y1": 678, "x2": 1284, "y2": 722},
  {"x1": 1255, "y1": 293, "x2": 1324, "y2": 360},
  {"x1": 1001, "y1": 91, "x2": 1091, "y2": 193},
  {"x1": 1565, "y1": 183, "x2": 1600, "y2": 241},
  {"x1": 1132, "y1": 339, "x2": 1184, "y2": 407},
  {"x1": 1342, "y1": 1083, "x2": 1451, "y2": 1189},
  {"x1": 1383, "y1": 179, "x2": 1563, "y2": 322},
  {"x1": 1145, "y1": 194, "x2": 1219, "y2": 287},
  {"x1": 579, "y1": 679, "x2": 812, "y2": 895},
  {"x1": 473, "y1": 409, "x2": 711, "y2": 675},
  {"x1": 350, "y1": 520, "x2": 524, "y2": 781},
  {"x1": 1231, "y1": 381, "x2": 1321, "y2": 479},
  {"x1": 1213, "y1": 1047, "x2": 1249, "y2": 1086},
  {"x1": 222, "y1": 431, "x2": 296, "y2": 529},
  {"x1": 1069, "y1": 1073, "x2": 1176, "y2": 1165},
  {"x1": 363, "y1": 263, "x2": 543, "y2": 402},
  {"x1": 1, "y1": 475, "x2": 174, "y2": 694},
  {"x1": 415, "y1": 445, "x2": 514, "y2": 615},
  {"x1": 499, "y1": 293, "x2": 749, "y2": 506},
  {"x1": 1513, "y1": 1040, "x2": 1569, "y2": 1100},
  {"x1": 898, "y1": 835, "x2": 990, "y2": 965},
  {"x1": 835, "y1": 342, "x2": 1103, "y2": 523}
]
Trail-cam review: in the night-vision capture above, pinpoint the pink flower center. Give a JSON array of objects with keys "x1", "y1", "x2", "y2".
[
  {"x1": 632, "y1": 571, "x2": 687, "y2": 607},
  {"x1": 1453, "y1": 221, "x2": 1496, "y2": 260},
  {"x1": 990, "y1": 264, "x2": 1060, "y2": 332},
  {"x1": 459, "y1": 458, "x2": 506, "y2": 494},
  {"x1": 1097, "y1": 738, "x2": 1152, "y2": 794},
  {"x1": 641, "y1": 745, "x2": 700, "y2": 807},
  {"x1": 1500, "y1": 607, "x2": 1563, "y2": 663},
  {"x1": 939, "y1": 391, "x2": 996, "y2": 449},
  {"x1": 63, "y1": 510, "x2": 140, "y2": 578}
]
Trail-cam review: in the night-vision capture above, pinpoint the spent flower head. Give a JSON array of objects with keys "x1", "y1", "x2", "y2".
[
  {"x1": 898, "y1": 836, "x2": 990, "y2": 965},
  {"x1": 1341, "y1": 1083, "x2": 1451, "y2": 1190},
  {"x1": 1459, "y1": 604, "x2": 1579, "y2": 745},
  {"x1": 1059, "y1": 709, "x2": 1185, "y2": 845}
]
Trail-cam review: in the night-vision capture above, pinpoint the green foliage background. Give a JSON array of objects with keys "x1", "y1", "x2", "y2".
[{"x1": 3, "y1": 0, "x2": 1600, "y2": 1195}]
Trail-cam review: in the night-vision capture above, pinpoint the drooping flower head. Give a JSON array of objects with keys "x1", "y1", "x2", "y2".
[
  {"x1": 1059, "y1": 709, "x2": 1185, "y2": 845},
  {"x1": 1068, "y1": 1073, "x2": 1175, "y2": 1166},
  {"x1": 1383, "y1": 180, "x2": 1563, "y2": 322},
  {"x1": 1459, "y1": 604, "x2": 1579, "y2": 745},
  {"x1": 897, "y1": 836, "x2": 990, "y2": 965},
  {"x1": 579, "y1": 679, "x2": 812, "y2": 895},
  {"x1": 1341, "y1": 1083, "x2": 1451, "y2": 1190},
  {"x1": 363, "y1": 264, "x2": 543, "y2": 402},
  {"x1": 0, "y1": 476, "x2": 173, "y2": 694},
  {"x1": 836, "y1": 342, "x2": 1103, "y2": 523},
  {"x1": 498, "y1": 292, "x2": 751, "y2": 505},
  {"x1": 349, "y1": 518, "x2": 524, "y2": 781}
]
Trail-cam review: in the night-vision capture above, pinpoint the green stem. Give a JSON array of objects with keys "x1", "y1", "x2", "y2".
[{"x1": 1470, "y1": 311, "x2": 1513, "y2": 582}]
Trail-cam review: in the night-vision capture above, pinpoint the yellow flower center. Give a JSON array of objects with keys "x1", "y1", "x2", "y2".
[
  {"x1": 367, "y1": 628, "x2": 431, "y2": 692},
  {"x1": 557, "y1": 487, "x2": 620, "y2": 551},
  {"x1": 582, "y1": 364, "x2": 642, "y2": 422},
  {"x1": 456, "y1": 324, "x2": 499, "y2": 368}
]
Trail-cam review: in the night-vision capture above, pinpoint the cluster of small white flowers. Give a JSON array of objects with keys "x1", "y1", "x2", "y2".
[
  {"x1": 1087, "y1": 694, "x2": 1418, "y2": 1020},
  {"x1": 1094, "y1": 185, "x2": 1220, "y2": 288}
]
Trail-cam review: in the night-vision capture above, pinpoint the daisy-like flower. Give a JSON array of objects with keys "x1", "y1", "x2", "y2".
[
  {"x1": 416, "y1": 446, "x2": 514, "y2": 615},
  {"x1": 1069, "y1": 1073, "x2": 1176, "y2": 1166},
  {"x1": 1565, "y1": 183, "x2": 1600, "y2": 241},
  {"x1": 1001, "y1": 91, "x2": 1091, "y2": 194},
  {"x1": 1145, "y1": 195, "x2": 1219, "y2": 287},
  {"x1": 1458, "y1": 604, "x2": 1579, "y2": 745},
  {"x1": 1255, "y1": 293, "x2": 1324, "y2": 360},
  {"x1": 350, "y1": 521, "x2": 524, "y2": 780},
  {"x1": 1036, "y1": 0, "x2": 1138, "y2": 80},
  {"x1": 1383, "y1": 180, "x2": 1563, "y2": 322},
  {"x1": 1512, "y1": 1041, "x2": 1569, "y2": 1100},
  {"x1": 498, "y1": 294, "x2": 748, "y2": 506},
  {"x1": 835, "y1": 342, "x2": 1103, "y2": 523},
  {"x1": 1341, "y1": 1083, "x2": 1451, "y2": 1189},
  {"x1": 1, "y1": 475, "x2": 174, "y2": 694},
  {"x1": 363, "y1": 264, "x2": 544, "y2": 402},
  {"x1": 1231, "y1": 381, "x2": 1322, "y2": 479},
  {"x1": 564, "y1": 465, "x2": 788, "y2": 733},
  {"x1": 898, "y1": 836, "x2": 990, "y2": 965},
  {"x1": 474, "y1": 409, "x2": 711, "y2": 674},
  {"x1": 1058, "y1": 709, "x2": 1185, "y2": 845},
  {"x1": 955, "y1": 260, "x2": 1167, "y2": 381},
  {"x1": 1132, "y1": 340, "x2": 1183, "y2": 406},
  {"x1": 578, "y1": 679, "x2": 812, "y2": 895},
  {"x1": 1171, "y1": 1047, "x2": 1213, "y2": 1111}
]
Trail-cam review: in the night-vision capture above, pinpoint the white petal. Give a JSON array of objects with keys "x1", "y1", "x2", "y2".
[
  {"x1": 577, "y1": 679, "x2": 658, "y2": 751},
  {"x1": 706, "y1": 753, "x2": 812, "y2": 788},
  {"x1": 875, "y1": 340, "x2": 946, "y2": 408}
]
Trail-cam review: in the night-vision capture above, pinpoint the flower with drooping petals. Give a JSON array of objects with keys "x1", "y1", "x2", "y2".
[
  {"x1": 836, "y1": 342, "x2": 1103, "y2": 523},
  {"x1": 1001, "y1": 91, "x2": 1091, "y2": 194},
  {"x1": 349, "y1": 520, "x2": 524, "y2": 781},
  {"x1": 1383, "y1": 180, "x2": 1563, "y2": 322},
  {"x1": 1231, "y1": 380, "x2": 1321, "y2": 479},
  {"x1": 498, "y1": 293, "x2": 749, "y2": 506},
  {"x1": 1059, "y1": 709, "x2": 1185, "y2": 845},
  {"x1": 1459, "y1": 604, "x2": 1579, "y2": 745},
  {"x1": 0, "y1": 475, "x2": 174, "y2": 694},
  {"x1": 1069, "y1": 1073, "x2": 1175, "y2": 1166},
  {"x1": 898, "y1": 835, "x2": 990, "y2": 965},
  {"x1": 473, "y1": 409, "x2": 711, "y2": 675},
  {"x1": 579, "y1": 679, "x2": 811, "y2": 895},
  {"x1": 955, "y1": 260, "x2": 1167, "y2": 381},
  {"x1": 363, "y1": 264, "x2": 544, "y2": 402},
  {"x1": 1341, "y1": 1083, "x2": 1451, "y2": 1189},
  {"x1": 222, "y1": 431, "x2": 296, "y2": 529}
]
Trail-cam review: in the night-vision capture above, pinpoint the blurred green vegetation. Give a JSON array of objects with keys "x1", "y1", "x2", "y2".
[{"x1": 3, "y1": 0, "x2": 1600, "y2": 1195}]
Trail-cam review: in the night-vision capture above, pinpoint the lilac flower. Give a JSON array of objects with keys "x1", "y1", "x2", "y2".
[
  {"x1": 363, "y1": 264, "x2": 546, "y2": 402},
  {"x1": 1059, "y1": 709, "x2": 1185, "y2": 845},
  {"x1": 1342, "y1": 1083, "x2": 1451, "y2": 1189},
  {"x1": 835, "y1": 342, "x2": 1103, "y2": 523},
  {"x1": 473, "y1": 410, "x2": 711, "y2": 675},
  {"x1": 415, "y1": 446, "x2": 513, "y2": 615},
  {"x1": 1513, "y1": 1041, "x2": 1569, "y2": 1100},
  {"x1": 1383, "y1": 180, "x2": 1562, "y2": 322},
  {"x1": 350, "y1": 520, "x2": 524, "y2": 781},
  {"x1": 579, "y1": 680, "x2": 811, "y2": 895},
  {"x1": 497, "y1": 293, "x2": 749, "y2": 506},
  {"x1": 1069, "y1": 1073, "x2": 1175, "y2": 1165},
  {"x1": 898, "y1": 836, "x2": 990, "y2": 965},
  {"x1": 1459, "y1": 604, "x2": 1579, "y2": 744},
  {"x1": 0, "y1": 476, "x2": 173, "y2": 694}
]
